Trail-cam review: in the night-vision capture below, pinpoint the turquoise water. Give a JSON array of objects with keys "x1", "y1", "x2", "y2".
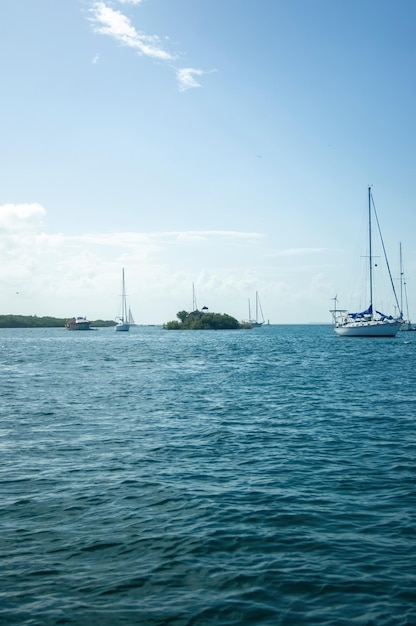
[{"x1": 1, "y1": 325, "x2": 415, "y2": 625}]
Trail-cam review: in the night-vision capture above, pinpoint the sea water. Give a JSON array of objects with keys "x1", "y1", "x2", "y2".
[{"x1": 1, "y1": 325, "x2": 415, "y2": 625}]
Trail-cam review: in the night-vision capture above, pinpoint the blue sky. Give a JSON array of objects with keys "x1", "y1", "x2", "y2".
[{"x1": 1, "y1": 0, "x2": 415, "y2": 324}]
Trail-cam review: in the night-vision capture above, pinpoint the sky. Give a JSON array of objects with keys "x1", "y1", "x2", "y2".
[{"x1": 1, "y1": 0, "x2": 416, "y2": 324}]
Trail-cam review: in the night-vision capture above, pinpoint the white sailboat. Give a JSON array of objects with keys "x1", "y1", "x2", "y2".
[
  {"x1": 192, "y1": 282, "x2": 198, "y2": 312},
  {"x1": 398, "y1": 242, "x2": 416, "y2": 331},
  {"x1": 128, "y1": 307, "x2": 137, "y2": 326},
  {"x1": 248, "y1": 291, "x2": 265, "y2": 327},
  {"x1": 115, "y1": 268, "x2": 130, "y2": 332},
  {"x1": 330, "y1": 187, "x2": 401, "y2": 337}
]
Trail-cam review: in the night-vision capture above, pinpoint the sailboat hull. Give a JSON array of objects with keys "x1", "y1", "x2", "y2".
[
  {"x1": 335, "y1": 321, "x2": 400, "y2": 337},
  {"x1": 115, "y1": 322, "x2": 129, "y2": 332}
]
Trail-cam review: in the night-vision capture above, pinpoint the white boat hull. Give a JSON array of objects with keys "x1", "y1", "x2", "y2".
[
  {"x1": 399, "y1": 321, "x2": 416, "y2": 331},
  {"x1": 335, "y1": 321, "x2": 400, "y2": 337},
  {"x1": 115, "y1": 322, "x2": 129, "y2": 332}
]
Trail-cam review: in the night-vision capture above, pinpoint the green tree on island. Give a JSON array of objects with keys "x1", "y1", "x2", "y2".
[{"x1": 163, "y1": 310, "x2": 251, "y2": 330}]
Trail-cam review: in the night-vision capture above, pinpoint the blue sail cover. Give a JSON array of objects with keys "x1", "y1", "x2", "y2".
[
  {"x1": 348, "y1": 304, "x2": 394, "y2": 320},
  {"x1": 349, "y1": 304, "x2": 372, "y2": 319},
  {"x1": 375, "y1": 310, "x2": 394, "y2": 320}
]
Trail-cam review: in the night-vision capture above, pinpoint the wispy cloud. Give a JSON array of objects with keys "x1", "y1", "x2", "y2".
[
  {"x1": 88, "y1": 1, "x2": 212, "y2": 91},
  {"x1": 73, "y1": 230, "x2": 264, "y2": 247},
  {"x1": 176, "y1": 68, "x2": 205, "y2": 92},
  {"x1": 89, "y1": 1, "x2": 173, "y2": 61},
  {"x1": 92, "y1": 53, "x2": 100, "y2": 64},
  {"x1": 0, "y1": 206, "x2": 263, "y2": 245},
  {"x1": 270, "y1": 247, "x2": 326, "y2": 258}
]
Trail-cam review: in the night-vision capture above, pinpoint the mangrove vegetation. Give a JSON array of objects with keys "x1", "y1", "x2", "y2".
[
  {"x1": 0, "y1": 315, "x2": 115, "y2": 328},
  {"x1": 163, "y1": 310, "x2": 251, "y2": 330}
]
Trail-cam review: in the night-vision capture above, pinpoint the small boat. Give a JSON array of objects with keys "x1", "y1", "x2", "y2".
[
  {"x1": 330, "y1": 187, "x2": 401, "y2": 337},
  {"x1": 66, "y1": 316, "x2": 92, "y2": 331},
  {"x1": 115, "y1": 268, "x2": 130, "y2": 332},
  {"x1": 400, "y1": 320, "x2": 416, "y2": 331}
]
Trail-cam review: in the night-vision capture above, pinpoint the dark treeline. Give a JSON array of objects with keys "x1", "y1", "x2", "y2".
[{"x1": 0, "y1": 315, "x2": 115, "y2": 328}]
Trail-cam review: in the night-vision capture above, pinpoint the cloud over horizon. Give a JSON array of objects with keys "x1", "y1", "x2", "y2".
[
  {"x1": 0, "y1": 204, "x2": 334, "y2": 324},
  {"x1": 0, "y1": 203, "x2": 273, "y2": 321}
]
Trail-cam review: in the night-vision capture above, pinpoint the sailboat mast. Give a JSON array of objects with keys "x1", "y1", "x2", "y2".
[
  {"x1": 122, "y1": 267, "x2": 127, "y2": 321},
  {"x1": 255, "y1": 291, "x2": 259, "y2": 324},
  {"x1": 399, "y1": 242, "x2": 404, "y2": 319},
  {"x1": 368, "y1": 186, "x2": 374, "y2": 320}
]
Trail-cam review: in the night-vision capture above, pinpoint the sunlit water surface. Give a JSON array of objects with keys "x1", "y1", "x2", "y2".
[{"x1": 1, "y1": 325, "x2": 415, "y2": 625}]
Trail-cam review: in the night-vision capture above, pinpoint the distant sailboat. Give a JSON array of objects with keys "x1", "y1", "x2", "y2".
[
  {"x1": 192, "y1": 282, "x2": 198, "y2": 312},
  {"x1": 330, "y1": 187, "x2": 401, "y2": 337},
  {"x1": 248, "y1": 291, "x2": 265, "y2": 327},
  {"x1": 115, "y1": 268, "x2": 130, "y2": 332},
  {"x1": 398, "y1": 242, "x2": 416, "y2": 331},
  {"x1": 128, "y1": 306, "x2": 136, "y2": 326}
]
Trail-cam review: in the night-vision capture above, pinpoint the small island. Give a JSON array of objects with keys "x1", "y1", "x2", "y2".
[{"x1": 163, "y1": 309, "x2": 252, "y2": 330}]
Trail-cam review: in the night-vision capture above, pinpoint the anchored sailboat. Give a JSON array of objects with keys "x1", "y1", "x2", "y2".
[
  {"x1": 399, "y1": 242, "x2": 415, "y2": 331},
  {"x1": 248, "y1": 292, "x2": 265, "y2": 327},
  {"x1": 192, "y1": 282, "x2": 198, "y2": 312},
  {"x1": 115, "y1": 268, "x2": 130, "y2": 332},
  {"x1": 128, "y1": 307, "x2": 137, "y2": 326},
  {"x1": 330, "y1": 187, "x2": 401, "y2": 337}
]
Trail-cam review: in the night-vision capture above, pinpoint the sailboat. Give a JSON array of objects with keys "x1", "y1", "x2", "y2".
[
  {"x1": 398, "y1": 243, "x2": 416, "y2": 331},
  {"x1": 128, "y1": 306, "x2": 137, "y2": 326},
  {"x1": 192, "y1": 282, "x2": 198, "y2": 312},
  {"x1": 248, "y1": 292, "x2": 265, "y2": 327},
  {"x1": 115, "y1": 268, "x2": 130, "y2": 332},
  {"x1": 330, "y1": 187, "x2": 401, "y2": 337}
]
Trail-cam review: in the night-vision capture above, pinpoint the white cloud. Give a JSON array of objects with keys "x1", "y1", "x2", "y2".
[
  {"x1": 176, "y1": 68, "x2": 205, "y2": 91},
  {"x1": 90, "y1": 1, "x2": 173, "y2": 60},
  {"x1": 0, "y1": 203, "x2": 45, "y2": 232},
  {"x1": 92, "y1": 53, "x2": 100, "y2": 64},
  {"x1": 88, "y1": 2, "x2": 213, "y2": 91}
]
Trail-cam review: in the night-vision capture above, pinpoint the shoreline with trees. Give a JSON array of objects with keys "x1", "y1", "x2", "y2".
[{"x1": 0, "y1": 315, "x2": 115, "y2": 329}]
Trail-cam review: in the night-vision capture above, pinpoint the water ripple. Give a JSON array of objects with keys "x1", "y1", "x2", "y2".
[{"x1": 1, "y1": 326, "x2": 416, "y2": 625}]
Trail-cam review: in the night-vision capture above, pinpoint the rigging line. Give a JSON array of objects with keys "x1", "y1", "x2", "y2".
[{"x1": 370, "y1": 192, "x2": 401, "y2": 313}]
